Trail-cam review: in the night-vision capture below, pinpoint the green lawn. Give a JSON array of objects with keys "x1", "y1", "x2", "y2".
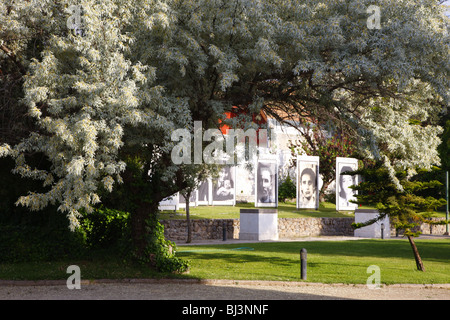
[
  {"x1": 2, "y1": 239, "x2": 449, "y2": 284},
  {"x1": 158, "y1": 201, "x2": 356, "y2": 220},
  {"x1": 2, "y1": 201, "x2": 447, "y2": 283},
  {"x1": 158, "y1": 201, "x2": 448, "y2": 220},
  {"x1": 0, "y1": 252, "x2": 165, "y2": 281},
  {"x1": 176, "y1": 239, "x2": 450, "y2": 284}
]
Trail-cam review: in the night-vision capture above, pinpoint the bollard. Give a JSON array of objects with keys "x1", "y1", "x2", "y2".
[
  {"x1": 300, "y1": 248, "x2": 307, "y2": 280},
  {"x1": 381, "y1": 223, "x2": 385, "y2": 239},
  {"x1": 223, "y1": 221, "x2": 227, "y2": 241}
]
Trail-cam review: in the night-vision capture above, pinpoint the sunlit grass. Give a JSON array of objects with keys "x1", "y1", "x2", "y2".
[
  {"x1": 177, "y1": 239, "x2": 450, "y2": 284},
  {"x1": 1, "y1": 239, "x2": 448, "y2": 284},
  {"x1": 158, "y1": 201, "x2": 355, "y2": 220}
]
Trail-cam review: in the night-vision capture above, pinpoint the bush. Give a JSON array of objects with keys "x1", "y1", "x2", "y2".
[
  {"x1": 324, "y1": 192, "x2": 336, "y2": 204},
  {"x1": 0, "y1": 157, "x2": 88, "y2": 262},
  {"x1": 0, "y1": 224, "x2": 86, "y2": 263},
  {"x1": 278, "y1": 175, "x2": 296, "y2": 202},
  {"x1": 0, "y1": 157, "x2": 186, "y2": 270},
  {"x1": 139, "y1": 215, "x2": 190, "y2": 273},
  {"x1": 79, "y1": 206, "x2": 189, "y2": 274},
  {"x1": 79, "y1": 206, "x2": 131, "y2": 252}
]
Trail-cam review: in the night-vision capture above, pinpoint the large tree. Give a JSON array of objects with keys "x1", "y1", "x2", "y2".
[{"x1": 1, "y1": 0, "x2": 448, "y2": 268}]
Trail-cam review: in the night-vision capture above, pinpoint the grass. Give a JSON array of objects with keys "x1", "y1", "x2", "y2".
[
  {"x1": 0, "y1": 251, "x2": 166, "y2": 281},
  {"x1": 2, "y1": 202, "x2": 447, "y2": 283},
  {"x1": 158, "y1": 201, "x2": 449, "y2": 220},
  {"x1": 176, "y1": 239, "x2": 450, "y2": 284},
  {"x1": 158, "y1": 201, "x2": 356, "y2": 220},
  {"x1": 1, "y1": 239, "x2": 449, "y2": 284}
]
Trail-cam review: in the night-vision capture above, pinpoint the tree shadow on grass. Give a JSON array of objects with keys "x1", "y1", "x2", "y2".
[
  {"x1": 178, "y1": 251, "x2": 297, "y2": 268},
  {"x1": 176, "y1": 239, "x2": 450, "y2": 284},
  {"x1": 195, "y1": 239, "x2": 450, "y2": 263}
]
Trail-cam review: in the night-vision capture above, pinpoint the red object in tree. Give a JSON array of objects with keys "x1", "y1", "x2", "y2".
[
  {"x1": 219, "y1": 106, "x2": 267, "y2": 134},
  {"x1": 218, "y1": 107, "x2": 268, "y2": 147}
]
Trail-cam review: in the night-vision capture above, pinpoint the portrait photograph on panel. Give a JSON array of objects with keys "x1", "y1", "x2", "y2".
[
  {"x1": 297, "y1": 155, "x2": 319, "y2": 210},
  {"x1": 336, "y1": 157, "x2": 358, "y2": 211},
  {"x1": 212, "y1": 166, "x2": 236, "y2": 205},
  {"x1": 255, "y1": 159, "x2": 278, "y2": 207}
]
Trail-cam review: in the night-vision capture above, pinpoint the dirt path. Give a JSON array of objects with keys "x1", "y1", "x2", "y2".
[{"x1": 0, "y1": 279, "x2": 448, "y2": 300}]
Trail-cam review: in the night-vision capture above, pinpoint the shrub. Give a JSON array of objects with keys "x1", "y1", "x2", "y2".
[
  {"x1": 278, "y1": 175, "x2": 296, "y2": 202},
  {"x1": 139, "y1": 215, "x2": 190, "y2": 273},
  {"x1": 79, "y1": 206, "x2": 131, "y2": 252},
  {"x1": 324, "y1": 192, "x2": 336, "y2": 204},
  {"x1": 0, "y1": 224, "x2": 86, "y2": 263},
  {"x1": 0, "y1": 157, "x2": 88, "y2": 262},
  {"x1": 80, "y1": 206, "x2": 189, "y2": 273}
]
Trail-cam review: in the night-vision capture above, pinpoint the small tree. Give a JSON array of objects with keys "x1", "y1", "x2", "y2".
[
  {"x1": 278, "y1": 175, "x2": 296, "y2": 203},
  {"x1": 180, "y1": 189, "x2": 194, "y2": 243},
  {"x1": 179, "y1": 165, "x2": 213, "y2": 243},
  {"x1": 352, "y1": 164, "x2": 447, "y2": 271},
  {"x1": 180, "y1": 183, "x2": 199, "y2": 244}
]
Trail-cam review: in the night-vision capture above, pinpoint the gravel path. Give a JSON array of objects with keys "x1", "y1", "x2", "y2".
[{"x1": 0, "y1": 279, "x2": 448, "y2": 300}]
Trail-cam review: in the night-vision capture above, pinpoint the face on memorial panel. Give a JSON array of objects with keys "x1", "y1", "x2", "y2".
[
  {"x1": 301, "y1": 170, "x2": 315, "y2": 200},
  {"x1": 298, "y1": 166, "x2": 317, "y2": 208},
  {"x1": 341, "y1": 175, "x2": 353, "y2": 196},
  {"x1": 258, "y1": 164, "x2": 275, "y2": 203},
  {"x1": 261, "y1": 169, "x2": 272, "y2": 196},
  {"x1": 339, "y1": 165, "x2": 356, "y2": 206}
]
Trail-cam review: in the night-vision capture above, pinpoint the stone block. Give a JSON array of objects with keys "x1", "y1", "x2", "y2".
[
  {"x1": 239, "y1": 209, "x2": 278, "y2": 241},
  {"x1": 354, "y1": 209, "x2": 390, "y2": 238}
]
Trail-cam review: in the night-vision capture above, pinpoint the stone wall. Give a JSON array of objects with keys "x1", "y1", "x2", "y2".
[
  {"x1": 277, "y1": 217, "x2": 354, "y2": 238},
  {"x1": 161, "y1": 217, "x2": 448, "y2": 242},
  {"x1": 402, "y1": 217, "x2": 447, "y2": 236},
  {"x1": 161, "y1": 217, "x2": 354, "y2": 242},
  {"x1": 161, "y1": 219, "x2": 239, "y2": 242}
]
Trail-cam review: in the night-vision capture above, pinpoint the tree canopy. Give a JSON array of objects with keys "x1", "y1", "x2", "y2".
[{"x1": 1, "y1": 0, "x2": 448, "y2": 244}]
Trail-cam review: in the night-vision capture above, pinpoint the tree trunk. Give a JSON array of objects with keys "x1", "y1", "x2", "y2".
[
  {"x1": 407, "y1": 235, "x2": 425, "y2": 272},
  {"x1": 185, "y1": 193, "x2": 192, "y2": 243},
  {"x1": 130, "y1": 200, "x2": 154, "y2": 260},
  {"x1": 319, "y1": 180, "x2": 331, "y2": 203}
]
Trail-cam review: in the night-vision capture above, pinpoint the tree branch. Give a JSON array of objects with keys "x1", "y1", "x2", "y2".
[{"x1": 0, "y1": 42, "x2": 26, "y2": 75}]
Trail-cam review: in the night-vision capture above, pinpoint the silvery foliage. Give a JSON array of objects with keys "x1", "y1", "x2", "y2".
[
  {"x1": 0, "y1": 0, "x2": 448, "y2": 229},
  {"x1": 1, "y1": 0, "x2": 189, "y2": 229}
]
